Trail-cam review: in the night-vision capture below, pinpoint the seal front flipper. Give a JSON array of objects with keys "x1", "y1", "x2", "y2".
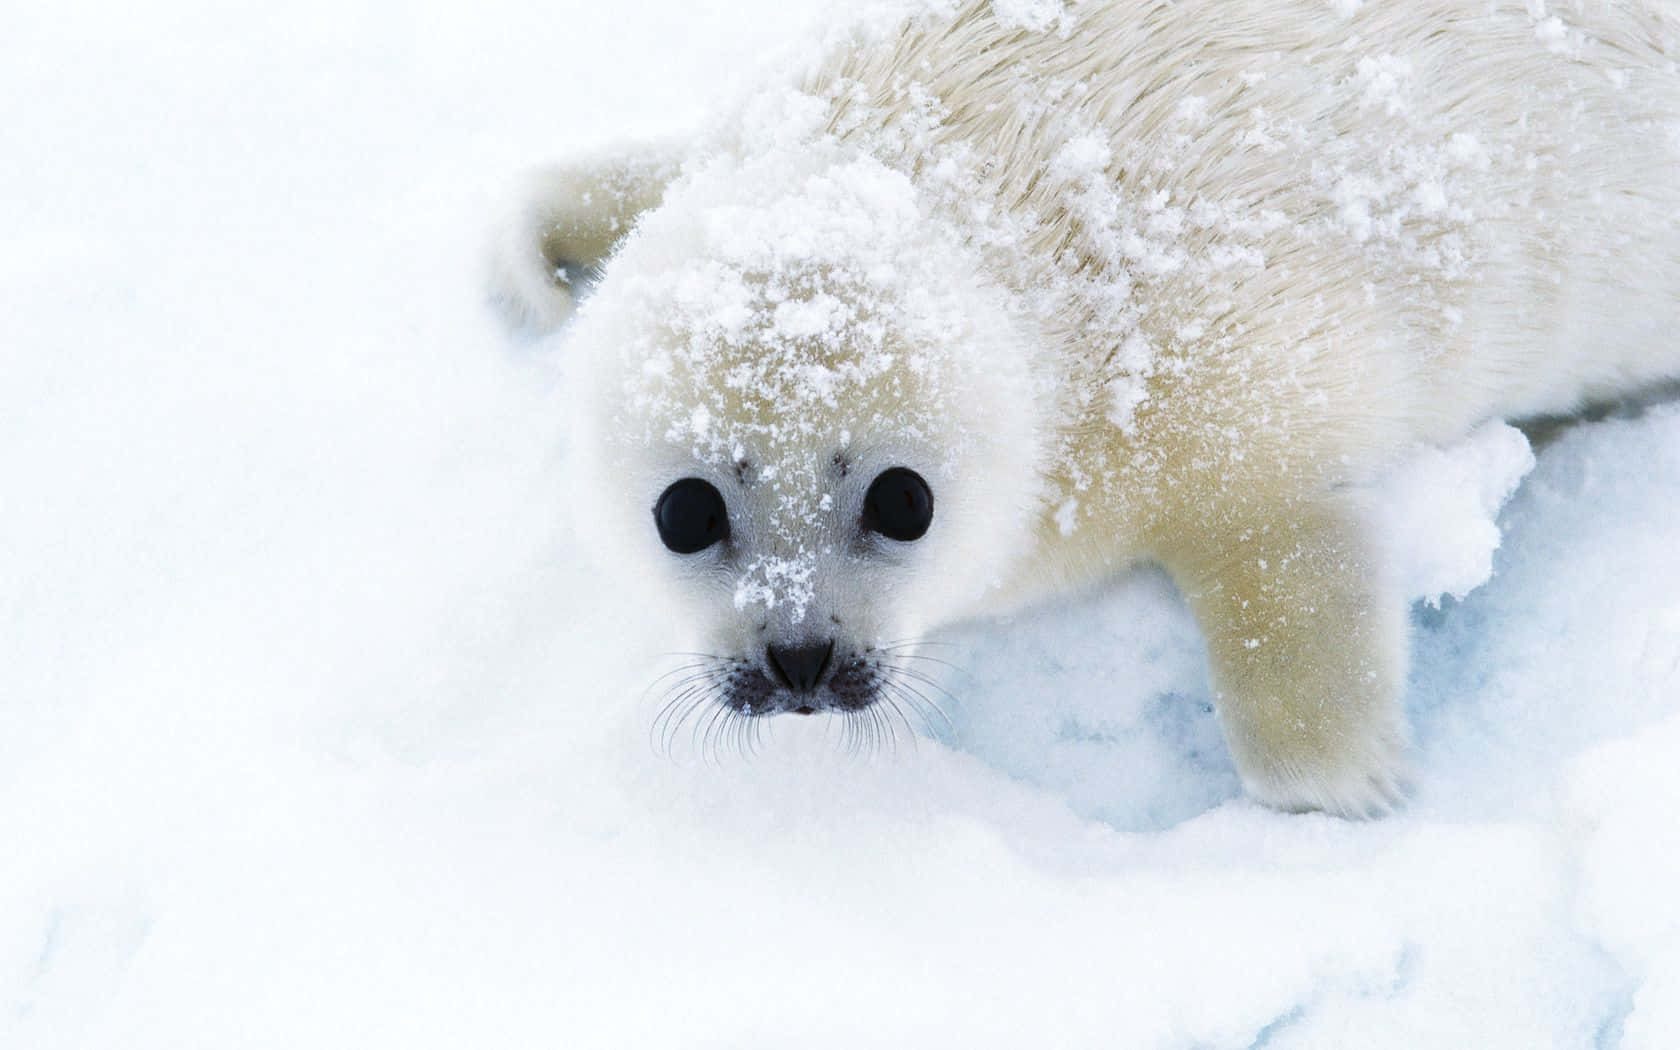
[
  {"x1": 1164, "y1": 498, "x2": 1412, "y2": 819},
  {"x1": 488, "y1": 139, "x2": 685, "y2": 334}
]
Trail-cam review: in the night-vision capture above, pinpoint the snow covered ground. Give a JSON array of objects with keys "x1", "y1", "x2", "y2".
[{"x1": 4, "y1": 1, "x2": 1679, "y2": 1046}]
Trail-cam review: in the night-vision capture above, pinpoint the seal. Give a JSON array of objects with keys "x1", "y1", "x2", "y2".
[{"x1": 491, "y1": 0, "x2": 1680, "y2": 816}]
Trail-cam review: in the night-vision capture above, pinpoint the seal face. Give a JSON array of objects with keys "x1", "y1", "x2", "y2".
[
  {"x1": 654, "y1": 464, "x2": 937, "y2": 715},
  {"x1": 561, "y1": 150, "x2": 1048, "y2": 739}
]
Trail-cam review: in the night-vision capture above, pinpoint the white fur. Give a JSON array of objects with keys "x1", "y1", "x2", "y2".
[{"x1": 493, "y1": 0, "x2": 1680, "y2": 816}]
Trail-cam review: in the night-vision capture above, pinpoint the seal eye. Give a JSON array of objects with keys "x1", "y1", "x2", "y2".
[
  {"x1": 654, "y1": 478, "x2": 729, "y2": 554},
  {"x1": 863, "y1": 467, "x2": 934, "y2": 542}
]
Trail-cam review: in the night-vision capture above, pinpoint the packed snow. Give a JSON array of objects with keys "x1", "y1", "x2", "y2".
[{"x1": 4, "y1": 1, "x2": 1679, "y2": 1047}]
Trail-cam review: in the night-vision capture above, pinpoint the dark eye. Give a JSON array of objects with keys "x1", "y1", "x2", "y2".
[
  {"x1": 863, "y1": 467, "x2": 933, "y2": 542},
  {"x1": 654, "y1": 478, "x2": 729, "y2": 554}
]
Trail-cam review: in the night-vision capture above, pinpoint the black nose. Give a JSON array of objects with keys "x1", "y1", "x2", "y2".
[{"x1": 767, "y1": 641, "x2": 834, "y2": 694}]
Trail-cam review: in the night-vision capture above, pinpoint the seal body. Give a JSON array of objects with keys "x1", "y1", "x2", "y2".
[{"x1": 494, "y1": 0, "x2": 1680, "y2": 815}]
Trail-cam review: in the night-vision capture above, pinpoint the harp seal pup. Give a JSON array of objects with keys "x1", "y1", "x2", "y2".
[{"x1": 491, "y1": 0, "x2": 1680, "y2": 816}]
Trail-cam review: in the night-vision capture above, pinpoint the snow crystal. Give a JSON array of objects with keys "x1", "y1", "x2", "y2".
[
  {"x1": 1534, "y1": 15, "x2": 1581, "y2": 57},
  {"x1": 1053, "y1": 497, "x2": 1079, "y2": 536},
  {"x1": 734, "y1": 554, "x2": 819, "y2": 622},
  {"x1": 1355, "y1": 54, "x2": 1416, "y2": 118},
  {"x1": 990, "y1": 0, "x2": 1069, "y2": 34}
]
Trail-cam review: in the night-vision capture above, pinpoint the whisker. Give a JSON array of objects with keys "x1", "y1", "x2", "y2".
[
  {"x1": 880, "y1": 652, "x2": 972, "y2": 679},
  {"x1": 652, "y1": 664, "x2": 726, "y2": 729},
  {"x1": 643, "y1": 667, "x2": 716, "y2": 726},
  {"x1": 648, "y1": 671, "x2": 725, "y2": 726},
  {"x1": 892, "y1": 676, "x2": 954, "y2": 730},
  {"x1": 662, "y1": 699, "x2": 707, "y2": 760},
  {"x1": 719, "y1": 707, "x2": 738, "y2": 762},
  {"x1": 881, "y1": 690, "x2": 918, "y2": 753},
  {"x1": 882, "y1": 662, "x2": 959, "y2": 705},
  {"x1": 873, "y1": 637, "x2": 960, "y2": 651},
  {"x1": 873, "y1": 702, "x2": 899, "y2": 758},
  {"x1": 700, "y1": 697, "x2": 735, "y2": 766},
  {"x1": 877, "y1": 668, "x2": 956, "y2": 740},
  {"x1": 727, "y1": 709, "x2": 743, "y2": 761},
  {"x1": 654, "y1": 665, "x2": 726, "y2": 691},
  {"x1": 687, "y1": 684, "x2": 722, "y2": 762},
  {"x1": 733, "y1": 708, "x2": 758, "y2": 762},
  {"x1": 644, "y1": 660, "x2": 716, "y2": 690},
  {"x1": 656, "y1": 681, "x2": 720, "y2": 759},
  {"x1": 878, "y1": 678, "x2": 935, "y2": 738},
  {"x1": 651, "y1": 681, "x2": 707, "y2": 755}
]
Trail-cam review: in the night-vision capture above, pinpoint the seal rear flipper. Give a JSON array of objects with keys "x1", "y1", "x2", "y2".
[{"x1": 487, "y1": 139, "x2": 685, "y2": 335}]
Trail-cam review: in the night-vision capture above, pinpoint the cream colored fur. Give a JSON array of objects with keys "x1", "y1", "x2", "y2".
[
  {"x1": 491, "y1": 0, "x2": 1680, "y2": 816},
  {"x1": 488, "y1": 139, "x2": 683, "y2": 333}
]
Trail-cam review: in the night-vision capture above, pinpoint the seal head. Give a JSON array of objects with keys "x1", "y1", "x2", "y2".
[{"x1": 566, "y1": 149, "x2": 1046, "y2": 725}]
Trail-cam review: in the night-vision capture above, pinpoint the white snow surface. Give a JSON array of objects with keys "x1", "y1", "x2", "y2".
[{"x1": 4, "y1": 2, "x2": 1679, "y2": 1047}]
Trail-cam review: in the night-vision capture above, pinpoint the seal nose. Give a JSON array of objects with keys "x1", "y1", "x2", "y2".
[{"x1": 767, "y1": 641, "x2": 834, "y2": 694}]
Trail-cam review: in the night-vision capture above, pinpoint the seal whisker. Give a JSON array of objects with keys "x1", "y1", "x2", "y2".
[
  {"x1": 878, "y1": 677, "x2": 938, "y2": 738},
  {"x1": 718, "y1": 707, "x2": 740, "y2": 762},
  {"x1": 654, "y1": 678, "x2": 722, "y2": 759},
  {"x1": 744, "y1": 707, "x2": 768, "y2": 757},
  {"x1": 873, "y1": 639, "x2": 959, "y2": 653},
  {"x1": 660, "y1": 698, "x2": 708, "y2": 761},
  {"x1": 732, "y1": 707, "x2": 759, "y2": 761},
  {"x1": 687, "y1": 683, "x2": 727, "y2": 764},
  {"x1": 879, "y1": 652, "x2": 973, "y2": 683},
  {"x1": 877, "y1": 693, "x2": 900, "y2": 752},
  {"x1": 644, "y1": 668, "x2": 721, "y2": 746},
  {"x1": 881, "y1": 662, "x2": 959, "y2": 706},
  {"x1": 879, "y1": 680, "x2": 924, "y2": 738},
  {"x1": 878, "y1": 686, "x2": 922, "y2": 751},
  {"x1": 700, "y1": 696, "x2": 737, "y2": 767},
  {"x1": 643, "y1": 660, "x2": 719, "y2": 696},
  {"x1": 651, "y1": 682, "x2": 706, "y2": 754},
  {"x1": 728, "y1": 708, "x2": 746, "y2": 761},
  {"x1": 651, "y1": 661, "x2": 728, "y2": 739},
  {"x1": 877, "y1": 659, "x2": 959, "y2": 707},
  {"x1": 843, "y1": 708, "x2": 864, "y2": 759},
  {"x1": 877, "y1": 667, "x2": 956, "y2": 740},
  {"x1": 648, "y1": 671, "x2": 725, "y2": 728}
]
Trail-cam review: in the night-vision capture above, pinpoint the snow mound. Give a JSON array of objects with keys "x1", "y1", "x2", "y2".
[
  {"x1": 1567, "y1": 713, "x2": 1680, "y2": 1048},
  {"x1": 1379, "y1": 421, "x2": 1536, "y2": 606}
]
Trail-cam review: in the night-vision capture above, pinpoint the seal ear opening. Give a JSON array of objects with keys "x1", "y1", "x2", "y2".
[{"x1": 486, "y1": 140, "x2": 685, "y2": 336}]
